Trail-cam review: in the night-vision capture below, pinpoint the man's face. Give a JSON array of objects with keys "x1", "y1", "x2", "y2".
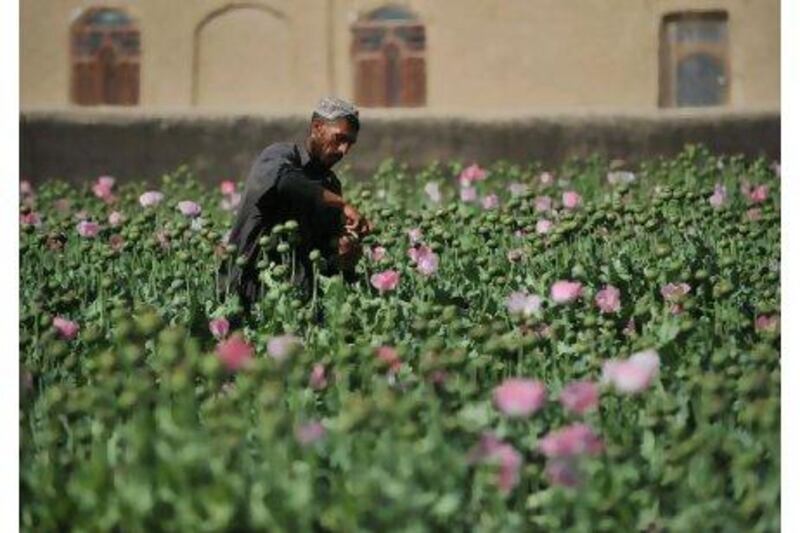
[{"x1": 310, "y1": 118, "x2": 358, "y2": 169}]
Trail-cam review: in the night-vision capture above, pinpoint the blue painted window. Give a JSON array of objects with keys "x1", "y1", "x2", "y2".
[{"x1": 660, "y1": 12, "x2": 729, "y2": 108}]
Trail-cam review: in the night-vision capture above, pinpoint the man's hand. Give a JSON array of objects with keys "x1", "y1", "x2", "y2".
[
  {"x1": 320, "y1": 189, "x2": 373, "y2": 237},
  {"x1": 343, "y1": 203, "x2": 372, "y2": 237}
]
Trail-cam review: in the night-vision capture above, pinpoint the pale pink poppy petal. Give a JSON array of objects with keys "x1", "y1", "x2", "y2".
[
  {"x1": 559, "y1": 381, "x2": 599, "y2": 414},
  {"x1": 267, "y1": 334, "x2": 302, "y2": 362},
  {"x1": 216, "y1": 335, "x2": 253, "y2": 371},
  {"x1": 493, "y1": 378, "x2": 547, "y2": 417},
  {"x1": 551, "y1": 280, "x2": 583, "y2": 304},
  {"x1": 562, "y1": 191, "x2": 582, "y2": 210},
  {"x1": 52, "y1": 316, "x2": 80, "y2": 340},
  {"x1": 371, "y1": 270, "x2": 400, "y2": 294},
  {"x1": 601, "y1": 349, "x2": 660, "y2": 394},
  {"x1": 538, "y1": 423, "x2": 604, "y2": 458},
  {"x1": 208, "y1": 317, "x2": 230, "y2": 340},
  {"x1": 595, "y1": 285, "x2": 621, "y2": 314},
  {"x1": 139, "y1": 191, "x2": 164, "y2": 207}
]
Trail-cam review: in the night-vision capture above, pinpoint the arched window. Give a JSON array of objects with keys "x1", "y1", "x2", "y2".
[
  {"x1": 71, "y1": 7, "x2": 140, "y2": 105},
  {"x1": 659, "y1": 11, "x2": 729, "y2": 107},
  {"x1": 351, "y1": 5, "x2": 426, "y2": 107}
]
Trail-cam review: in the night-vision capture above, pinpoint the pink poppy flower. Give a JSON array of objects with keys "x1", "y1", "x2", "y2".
[
  {"x1": 534, "y1": 195, "x2": 552, "y2": 213},
  {"x1": 208, "y1": 317, "x2": 230, "y2": 340},
  {"x1": 52, "y1": 316, "x2": 79, "y2": 340},
  {"x1": 539, "y1": 172, "x2": 554, "y2": 186},
  {"x1": 507, "y1": 182, "x2": 528, "y2": 197},
  {"x1": 755, "y1": 315, "x2": 779, "y2": 334},
  {"x1": 538, "y1": 423, "x2": 604, "y2": 458},
  {"x1": 493, "y1": 378, "x2": 547, "y2": 417},
  {"x1": 92, "y1": 176, "x2": 116, "y2": 202},
  {"x1": 139, "y1": 191, "x2": 164, "y2": 207},
  {"x1": 746, "y1": 208, "x2": 762, "y2": 222},
  {"x1": 559, "y1": 381, "x2": 599, "y2": 415},
  {"x1": 177, "y1": 200, "x2": 202, "y2": 217},
  {"x1": 408, "y1": 245, "x2": 430, "y2": 264},
  {"x1": 467, "y1": 433, "x2": 523, "y2": 493},
  {"x1": 220, "y1": 180, "x2": 237, "y2": 196},
  {"x1": 295, "y1": 421, "x2": 326, "y2": 446},
  {"x1": 551, "y1": 280, "x2": 583, "y2": 304},
  {"x1": 309, "y1": 363, "x2": 328, "y2": 390},
  {"x1": 709, "y1": 183, "x2": 728, "y2": 208},
  {"x1": 267, "y1": 334, "x2": 302, "y2": 362},
  {"x1": 602, "y1": 349, "x2": 660, "y2": 394},
  {"x1": 749, "y1": 184, "x2": 769, "y2": 204},
  {"x1": 20, "y1": 212, "x2": 42, "y2": 228},
  {"x1": 220, "y1": 192, "x2": 242, "y2": 211},
  {"x1": 20, "y1": 180, "x2": 33, "y2": 196},
  {"x1": 424, "y1": 181, "x2": 441, "y2": 203},
  {"x1": 376, "y1": 345, "x2": 402, "y2": 373},
  {"x1": 506, "y1": 248, "x2": 524, "y2": 262},
  {"x1": 491, "y1": 443, "x2": 522, "y2": 493},
  {"x1": 458, "y1": 163, "x2": 487, "y2": 186},
  {"x1": 460, "y1": 186, "x2": 478, "y2": 203},
  {"x1": 595, "y1": 285, "x2": 621, "y2": 314},
  {"x1": 216, "y1": 335, "x2": 253, "y2": 372},
  {"x1": 505, "y1": 291, "x2": 542, "y2": 317},
  {"x1": 417, "y1": 250, "x2": 439, "y2": 276},
  {"x1": 108, "y1": 234, "x2": 125, "y2": 252},
  {"x1": 76, "y1": 220, "x2": 100, "y2": 238},
  {"x1": 370, "y1": 246, "x2": 387, "y2": 261},
  {"x1": 408, "y1": 245, "x2": 438, "y2": 276},
  {"x1": 536, "y1": 219, "x2": 553, "y2": 234},
  {"x1": 481, "y1": 194, "x2": 500, "y2": 210},
  {"x1": 562, "y1": 191, "x2": 582, "y2": 210},
  {"x1": 108, "y1": 211, "x2": 125, "y2": 227},
  {"x1": 660, "y1": 282, "x2": 691, "y2": 302},
  {"x1": 407, "y1": 228, "x2": 423, "y2": 244},
  {"x1": 545, "y1": 458, "x2": 582, "y2": 487},
  {"x1": 371, "y1": 270, "x2": 400, "y2": 294}
]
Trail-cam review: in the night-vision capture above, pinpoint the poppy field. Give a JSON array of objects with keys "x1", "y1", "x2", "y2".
[{"x1": 20, "y1": 145, "x2": 780, "y2": 531}]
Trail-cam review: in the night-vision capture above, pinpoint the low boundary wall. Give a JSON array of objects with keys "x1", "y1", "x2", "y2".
[{"x1": 20, "y1": 108, "x2": 780, "y2": 185}]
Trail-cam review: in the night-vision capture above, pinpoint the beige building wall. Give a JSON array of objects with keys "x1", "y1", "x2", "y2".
[{"x1": 20, "y1": 0, "x2": 779, "y2": 111}]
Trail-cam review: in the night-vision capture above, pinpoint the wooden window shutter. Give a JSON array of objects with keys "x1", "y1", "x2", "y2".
[
  {"x1": 355, "y1": 55, "x2": 387, "y2": 107},
  {"x1": 352, "y1": 6, "x2": 426, "y2": 108},
  {"x1": 70, "y1": 8, "x2": 140, "y2": 106},
  {"x1": 400, "y1": 56, "x2": 425, "y2": 107}
]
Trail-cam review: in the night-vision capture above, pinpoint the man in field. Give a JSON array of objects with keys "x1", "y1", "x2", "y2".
[{"x1": 219, "y1": 96, "x2": 371, "y2": 315}]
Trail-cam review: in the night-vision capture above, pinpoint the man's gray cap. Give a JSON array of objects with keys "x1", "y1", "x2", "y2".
[{"x1": 313, "y1": 96, "x2": 359, "y2": 121}]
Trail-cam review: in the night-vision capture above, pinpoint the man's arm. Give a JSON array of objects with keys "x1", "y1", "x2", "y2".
[{"x1": 276, "y1": 168, "x2": 371, "y2": 236}]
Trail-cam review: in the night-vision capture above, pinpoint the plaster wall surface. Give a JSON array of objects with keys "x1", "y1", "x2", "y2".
[{"x1": 20, "y1": 0, "x2": 779, "y2": 110}]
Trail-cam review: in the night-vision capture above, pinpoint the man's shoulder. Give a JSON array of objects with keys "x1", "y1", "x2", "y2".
[{"x1": 257, "y1": 142, "x2": 301, "y2": 167}]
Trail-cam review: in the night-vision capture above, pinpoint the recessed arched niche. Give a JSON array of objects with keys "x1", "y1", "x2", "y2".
[{"x1": 193, "y1": 3, "x2": 290, "y2": 108}]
